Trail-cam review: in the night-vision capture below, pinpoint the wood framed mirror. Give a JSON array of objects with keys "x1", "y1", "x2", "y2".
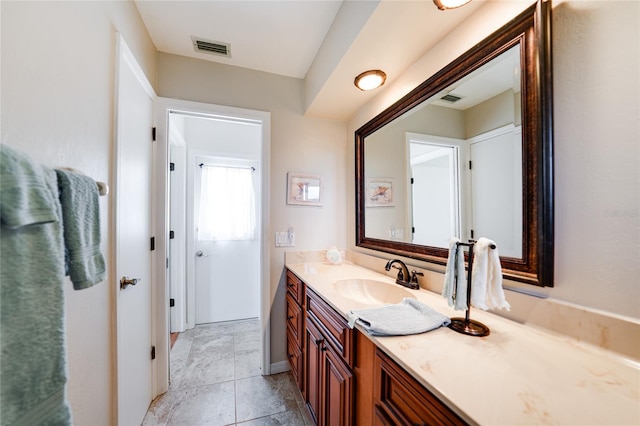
[{"x1": 355, "y1": 0, "x2": 553, "y2": 287}]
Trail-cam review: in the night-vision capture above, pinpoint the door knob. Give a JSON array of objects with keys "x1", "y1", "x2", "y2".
[
  {"x1": 196, "y1": 251, "x2": 209, "y2": 257},
  {"x1": 120, "y1": 276, "x2": 140, "y2": 290}
]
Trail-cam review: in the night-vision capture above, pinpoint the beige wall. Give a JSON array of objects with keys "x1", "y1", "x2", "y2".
[
  {"x1": 156, "y1": 52, "x2": 348, "y2": 366},
  {"x1": 348, "y1": 1, "x2": 640, "y2": 320},
  {"x1": 465, "y1": 89, "x2": 518, "y2": 138},
  {"x1": 1, "y1": 1, "x2": 157, "y2": 424}
]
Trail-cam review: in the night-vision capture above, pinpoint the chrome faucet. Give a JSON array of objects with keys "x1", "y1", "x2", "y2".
[{"x1": 384, "y1": 259, "x2": 423, "y2": 290}]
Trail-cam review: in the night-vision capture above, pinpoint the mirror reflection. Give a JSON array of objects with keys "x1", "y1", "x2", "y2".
[
  {"x1": 356, "y1": 1, "x2": 553, "y2": 287},
  {"x1": 364, "y1": 44, "x2": 523, "y2": 258}
]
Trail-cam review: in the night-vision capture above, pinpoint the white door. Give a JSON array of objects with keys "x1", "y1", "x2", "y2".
[
  {"x1": 194, "y1": 159, "x2": 259, "y2": 324},
  {"x1": 411, "y1": 145, "x2": 460, "y2": 248},
  {"x1": 469, "y1": 126, "x2": 522, "y2": 258},
  {"x1": 115, "y1": 36, "x2": 155, "y2": 425}
]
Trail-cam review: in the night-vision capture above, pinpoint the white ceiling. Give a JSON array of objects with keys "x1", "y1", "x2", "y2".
[{"x1": 134, "y1": 0, "x2": 485, "y2": 121}]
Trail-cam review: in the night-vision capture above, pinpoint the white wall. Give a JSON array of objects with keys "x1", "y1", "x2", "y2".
[
  {"x1": 157, "y1": 53, "x2": 348, "y2": 365},
  {"x1": 1, "y1": 1, "x2": 157, "y2": 424},
  {"x1": 348, "y1": 1, "x2": 640, "y2": 320}
]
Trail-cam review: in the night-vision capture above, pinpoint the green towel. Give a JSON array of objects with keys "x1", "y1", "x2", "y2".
[
  {"x1": 54, "y1": 169, "x2": 105, "y2": 290},
  {"x1": 0, "y1": 146, "x2": 58, "y2": 229},
  {"x1": 0, "y1": 144, "x2": 71, "y2": 426}
]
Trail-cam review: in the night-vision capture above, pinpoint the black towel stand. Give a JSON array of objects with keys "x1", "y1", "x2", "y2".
[{"x1": 448, "y1": 240, "x2": 495, "y2": 337}]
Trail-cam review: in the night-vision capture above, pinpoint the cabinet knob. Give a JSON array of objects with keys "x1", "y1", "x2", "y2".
[
  {"x1": 315, "y1": 338, "x2": 324, "y2": 345},
  {"x1": 321, "y1": 346, "x2": 328, "y2": 352},
  {"x1": 287, "y1": 315, "x2": 294, "y2": 320}
]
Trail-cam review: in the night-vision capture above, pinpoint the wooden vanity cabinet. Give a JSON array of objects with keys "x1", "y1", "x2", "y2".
[
  {"x1": 286, "y1": 268, "x2": 465, "y2": 426},
  {"x1": 286, "y1": 270, "x2": 305, "y2": 393},
  {"x1": 305, "y1": 288, "x2": 354, "y2": 426},
  {"x1": 373, "y1": 349, "x2": 467, "y2": 426}
]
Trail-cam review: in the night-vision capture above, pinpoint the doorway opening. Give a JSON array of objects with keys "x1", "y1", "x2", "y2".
[
  {"x1": 406, "y1": 132, "x2": 464, "y2": 249},
  {"x1": 155, "y1": 98, "x2": 271, "y2": 387}
]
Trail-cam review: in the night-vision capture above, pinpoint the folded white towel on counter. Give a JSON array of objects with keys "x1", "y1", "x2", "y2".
[
  {"x1": 347, "y1": 298, "x2": 450, "y2": 336},
  {"x1": 470, "y1": 237, "x2": 510, "y2": 311},
  {"x1": 442, "y1": 237, "x2": 467, "y2": 311}
]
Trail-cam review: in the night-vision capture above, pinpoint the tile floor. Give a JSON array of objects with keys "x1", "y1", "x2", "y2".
[{"x1": 143, "y1": 318, "x2": 313, "y2": 426}]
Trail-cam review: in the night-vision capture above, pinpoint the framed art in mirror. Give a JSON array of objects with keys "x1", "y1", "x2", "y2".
[{"x1": 366, "y1": 178, "x2": 395, "y2": 207}]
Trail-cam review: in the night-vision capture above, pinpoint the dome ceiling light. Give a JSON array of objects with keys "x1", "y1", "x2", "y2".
[
  {"x1": 433, "y1": 0, "x2": 472, "y2": 11},
  {"x1": 354, "y1": 70, "x2": 387, "y2": 91}
]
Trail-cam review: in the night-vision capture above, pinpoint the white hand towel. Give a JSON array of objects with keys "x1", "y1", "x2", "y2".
[
  {"x1": 348, "y1": 298, "x2": 450, "y2": 336},
  {"x1": 470, "y1": 238, "x2": 510, "y2": 311},
  {"x1": 442, "y1": 237, "x2": 467, "y2": 311}
]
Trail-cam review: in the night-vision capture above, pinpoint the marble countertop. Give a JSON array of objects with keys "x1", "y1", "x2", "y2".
[{"x1": 285, "y1": 261, "x2": 640, "y2": 425}]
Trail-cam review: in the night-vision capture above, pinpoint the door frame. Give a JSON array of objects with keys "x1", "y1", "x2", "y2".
[
  {"x1": 154, "y1": 97, "x2": 272, "y2": 377},
  {"x1": 405, "y1": 132, "x2": 465, "y2": 245}
]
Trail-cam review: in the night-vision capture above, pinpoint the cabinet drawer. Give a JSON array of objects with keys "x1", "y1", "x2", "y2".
[
  {"x1": 307, "y1": 288, "x2": 353, "y2": 367},
  {"x1": 374, "y1": 349, "x2": 467, "y2": 426},
  {"x1": 286, "y1": 292, "x2": 304, "y2": 345},
  {"x1": 286, "y1": 269, "x2": 304, "y2": 305},
  {"x1": 287, "y1": 328, "x2": 304, "y2": 393}
]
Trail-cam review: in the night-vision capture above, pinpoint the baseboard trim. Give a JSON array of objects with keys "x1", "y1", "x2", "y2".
[{"x1": 270, "y1": 360, "x2": 291, "y2": 375}]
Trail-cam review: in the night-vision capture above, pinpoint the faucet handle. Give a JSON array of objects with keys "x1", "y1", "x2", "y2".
[
  {"x1": 391, "y1": 265, "x2": 405, "y2": 281},
  {"x1": 410, "y1": 270, "x2": 424, "y2": 284}
]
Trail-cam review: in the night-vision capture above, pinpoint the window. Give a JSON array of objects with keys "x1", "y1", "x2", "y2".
[{"x1": 198, "y1": 165, "x2": 256, "y2": 241}]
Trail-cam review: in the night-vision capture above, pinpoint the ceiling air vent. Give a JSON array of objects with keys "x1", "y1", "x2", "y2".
[
  {"x1": 191, "y1": 36, "x2": 231, "y2": 58},
  {"x1": 440, "y1": 93, "x2": 462, "y2": 103}
]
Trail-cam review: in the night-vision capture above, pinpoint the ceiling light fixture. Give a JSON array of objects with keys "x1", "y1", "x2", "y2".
[
  {"x1": 354, "y1": 70, "x2": 387, "y2": 91},
  {"x1": 433, "y1": 0, "x2": 472, "y2": 11}
]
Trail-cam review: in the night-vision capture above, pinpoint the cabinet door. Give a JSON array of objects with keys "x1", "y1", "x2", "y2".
[
  {"x1": 374, "y1": 349, "x2": 467, "y2": 426},
  {"x1": 373, "y1": 405, "x2": 394, "y2": 425},
  {"x1": 305, "y1": 318, "x2": 324, "y2": 424},
  {"x1": 322, "y1": 344, "x2": 354, "y2": 426},
  {"x1": 287, "y1": 329, "x2": 303, "y2": 392}
]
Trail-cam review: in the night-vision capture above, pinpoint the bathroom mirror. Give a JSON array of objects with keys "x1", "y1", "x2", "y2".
[{"x1": 355, "y1": 0, "x2": 553, "y2": 287}]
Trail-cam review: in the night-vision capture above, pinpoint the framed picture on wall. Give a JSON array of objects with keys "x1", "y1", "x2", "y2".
[
  {"x1": 287, "y1": 172, "x2": 322, "y2": 206},
  {"x1": 366, "y1": 178, "x2": 394, "y2": 207}
]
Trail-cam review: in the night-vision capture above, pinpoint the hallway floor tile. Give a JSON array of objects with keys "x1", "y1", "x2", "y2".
[{"x1": 142, "y1": 319, "x2": 313, "y2": 426}]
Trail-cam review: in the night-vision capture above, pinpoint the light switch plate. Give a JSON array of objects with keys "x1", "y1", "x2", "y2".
[{"x1": 275, "y1": 231, "x2": 295, "y2": 247}]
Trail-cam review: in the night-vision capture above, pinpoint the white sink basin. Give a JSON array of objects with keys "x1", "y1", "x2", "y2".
[{"x1": 332, "y1": 278, "x2": 417, "y2": 305}]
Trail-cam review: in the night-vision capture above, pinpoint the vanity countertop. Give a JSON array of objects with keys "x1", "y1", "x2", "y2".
[{"x1": 285, "y1": 261, "x2": 639, "y2": 425}]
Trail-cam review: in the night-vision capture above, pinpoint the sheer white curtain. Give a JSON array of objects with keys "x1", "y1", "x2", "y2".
[{"x1": 198, "y1": 165, "x2": 256, "y2": 241}]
